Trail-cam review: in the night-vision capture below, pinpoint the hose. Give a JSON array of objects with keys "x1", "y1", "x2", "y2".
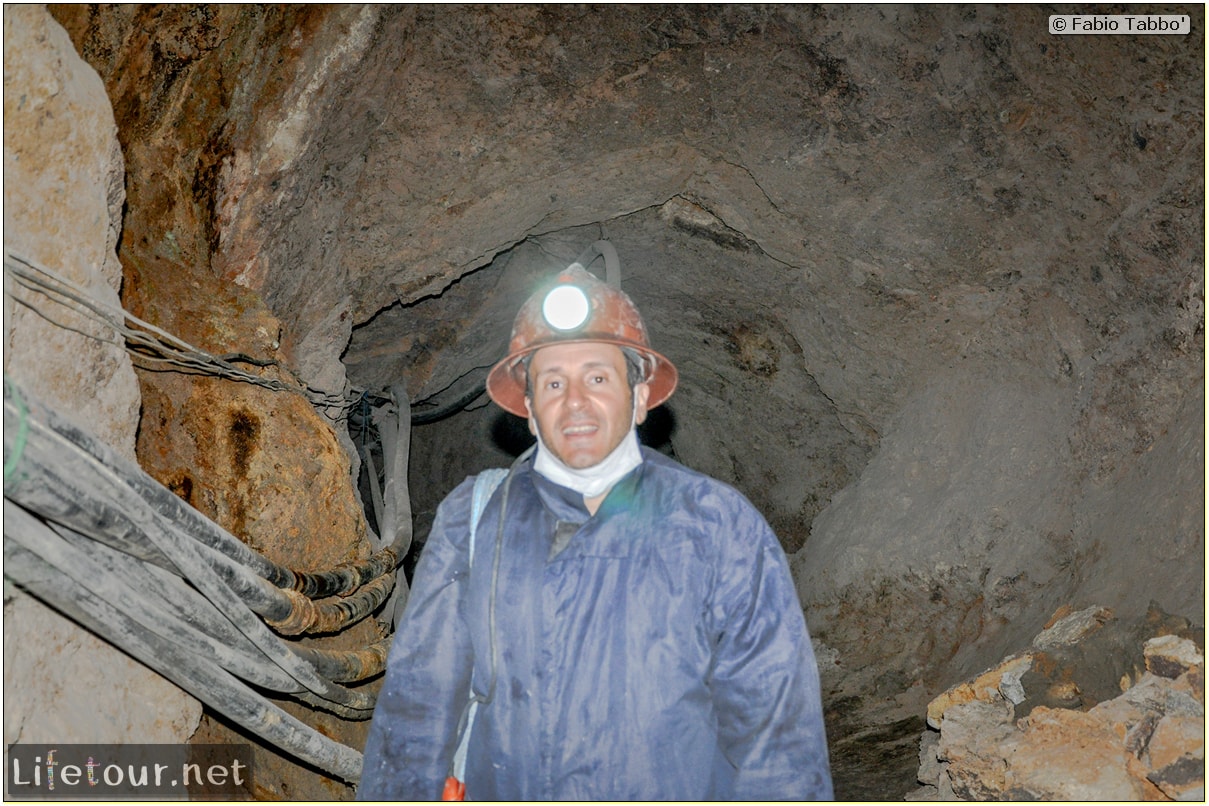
[
  {"x1": 570, "y1": 239, "x2": 622, "y2": 287},
  {"x1": 264, "y1": 574, "x2": 396, "y2": 636},
  {"x1": 2, "y1": 247, "x2": 430, "y2": 784},
  {"x1": 1, "y1": 383, "x2": 398, "y2": 780},
  {"x1": 290, "y1": 638, "x2": 393, "y2": 684},
  {"x1": 376, "y1": 384, "x2": 415, "y2": 627},
  {"x1": 409, "y1": 383, "x2": 487, "y2": 425},
  {"x1": 3, "y1": 383, "x2": 379, "y2": 713},
  {"x1": 4, "y1": 541, "x2": 364, "y2": 783},
  {"x1": 6, "y1": 503, "x2": 323, "y2": 697},
  {"x1": 26, "y1": 506, "x2": 393, "y2": 682}
]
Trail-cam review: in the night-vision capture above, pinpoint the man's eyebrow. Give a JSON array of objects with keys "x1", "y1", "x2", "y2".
[{"x1": 535, "y1": 359, "x2": 615, "y2": 376}]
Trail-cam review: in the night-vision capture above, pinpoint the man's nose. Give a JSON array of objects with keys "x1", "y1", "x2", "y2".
[{"x1": 565, "y1": 379, "x2": 587, "y2": 409}]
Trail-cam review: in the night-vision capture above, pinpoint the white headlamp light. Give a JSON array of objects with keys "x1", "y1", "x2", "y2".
[{"x1": 542, "y1": 284, "x2": 591, "y2": 331}]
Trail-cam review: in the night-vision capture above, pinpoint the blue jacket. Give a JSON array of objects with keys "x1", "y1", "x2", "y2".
[{"x1": 359, "y1": 448, "x2": 833, "y2": 800}]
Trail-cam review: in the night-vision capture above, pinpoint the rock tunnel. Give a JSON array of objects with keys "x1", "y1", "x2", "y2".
[{"x1": 4, "y1": 4, "x2": 1204, "y2": 800}]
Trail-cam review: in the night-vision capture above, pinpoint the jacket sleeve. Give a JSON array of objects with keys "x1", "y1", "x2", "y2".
[
  {"x1": 358, "y1": 478, "x2": 476, "y2": 800},
  {"x1": 707, "y1": 496, "x2": 835, "y2": 800}
]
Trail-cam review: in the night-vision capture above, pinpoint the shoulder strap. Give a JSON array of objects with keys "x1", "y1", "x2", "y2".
[
  {"x1": 468, "y1": 468, "x2": 508, "y2": 566},
  {"x1": 450, "y1": 467, "x2": 508, "y2": 789}
]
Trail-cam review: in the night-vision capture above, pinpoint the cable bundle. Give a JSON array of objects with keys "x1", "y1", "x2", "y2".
[{"x1": 3, "y1": 379, "x2": 398, "y2": 783}]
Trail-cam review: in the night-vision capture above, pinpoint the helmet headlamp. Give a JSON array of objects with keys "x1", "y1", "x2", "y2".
[{"x1": 541, "y1": 283, "x2": 591, "y2": 331}]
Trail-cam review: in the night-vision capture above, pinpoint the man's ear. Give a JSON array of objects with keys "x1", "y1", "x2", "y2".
[
  {"x1": 524, "y1": 397, "x2": 537, "y2": 436},
  {"x1": 633, "y1": 382, "x2": 651, "y2": 426}
]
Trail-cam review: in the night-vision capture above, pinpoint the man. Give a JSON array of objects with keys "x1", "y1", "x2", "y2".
[{"x1": 359, "y1": 262, "x2": 833, "y2": 800}]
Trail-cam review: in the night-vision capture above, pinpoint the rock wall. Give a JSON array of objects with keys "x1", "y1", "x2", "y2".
[
  {"x1": 46, "y1": 5, "x2": 384, "y2": 798},
  {"x1": 3, "y1": 4, "x2": 202, "y2": 748},
  {"x1": 792, "y1": 363, "x2": 1203, "y2": 796}
]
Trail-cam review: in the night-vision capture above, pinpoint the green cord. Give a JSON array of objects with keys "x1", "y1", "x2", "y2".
[{"x1": 4, "y1": 375, "x2": 30, "y2": 481}]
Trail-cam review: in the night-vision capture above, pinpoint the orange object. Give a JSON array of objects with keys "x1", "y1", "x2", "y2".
[
  {"x1": 442, "y1": 776, "x2": 466, "y2": 801},
  {"x1": 485, "y1": 264, "x2": 678, "y2": 417}
]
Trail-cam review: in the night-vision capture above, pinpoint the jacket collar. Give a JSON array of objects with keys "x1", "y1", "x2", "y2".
[{"x1": 524, "y1": 448, "x2": 649, "y2": 523}]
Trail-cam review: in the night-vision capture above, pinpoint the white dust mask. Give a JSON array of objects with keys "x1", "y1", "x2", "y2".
[{"x1": 532, "y1": 415, "x2": 643, "y2": 500}]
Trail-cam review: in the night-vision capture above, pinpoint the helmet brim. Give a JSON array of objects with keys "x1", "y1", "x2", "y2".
[{"x1": 486, "y1": 337, "x2": 678, "y2": 418}]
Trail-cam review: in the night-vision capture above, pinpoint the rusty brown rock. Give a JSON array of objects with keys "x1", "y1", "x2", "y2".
[
  {"x1": 926, "y1": 653, "x2": 1033, "y2": 729},
  {"x1": 1006, "y1": 706, "x2": 1150, "y2": 800},
  {"x1": 120, "y1": 244, "x2": 378, "y2": 799},
  {"x1": 1146, "y1": 635, "x2": 1206, "y2": 681},
  {"x1": 915, "y1": 606, "x2": 1205, "y2": 801},
  {"x1": 46, "y1": 7, "x2": 381, "y2": 795}
]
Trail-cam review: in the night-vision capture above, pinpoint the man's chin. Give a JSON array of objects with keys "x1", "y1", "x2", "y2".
[
  {"x1": 544, "y1": 439, "x2": 609, "y2": 469},
  {"x1": 555, "y1": 451, "x2": 605, "y2": 470}
]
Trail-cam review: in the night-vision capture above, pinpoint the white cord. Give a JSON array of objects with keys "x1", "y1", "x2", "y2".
[{"x1": 3, "y1": 250, "x2": 352, "y2": 415}]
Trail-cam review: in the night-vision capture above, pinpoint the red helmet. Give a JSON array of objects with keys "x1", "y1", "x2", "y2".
[{"x1": 486, "y1": 265, "x2": 678, "y2": 417}]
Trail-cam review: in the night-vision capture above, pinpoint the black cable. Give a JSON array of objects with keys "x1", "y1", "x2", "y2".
[{"x1": 409, "y1": 383, "x2": 487, "y2": 425}]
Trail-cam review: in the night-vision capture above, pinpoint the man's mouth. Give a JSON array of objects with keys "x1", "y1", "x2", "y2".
[{"x1": 561, "y1": 422, "x2": 598, "y2": 437}]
